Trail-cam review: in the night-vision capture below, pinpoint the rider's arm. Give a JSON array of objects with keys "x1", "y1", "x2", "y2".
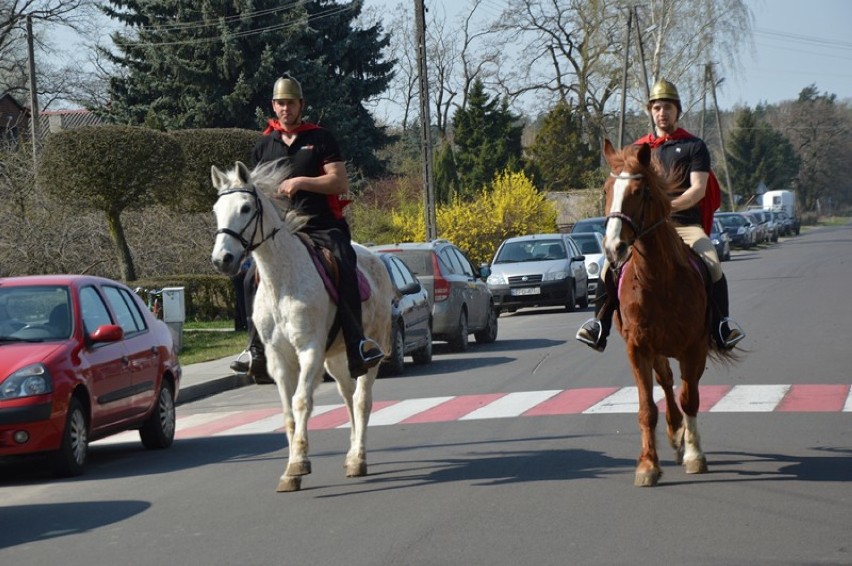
[
  {"x1": 277, "y1": 161, "x2": 350, "y2": 197},
  {"x1": 670, "y1": 171, "x2": 709, "y2": 212}
]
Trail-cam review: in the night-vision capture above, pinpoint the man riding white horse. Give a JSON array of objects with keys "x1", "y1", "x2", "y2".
[{"x1": 231, "y1": 73, "x2": 384, "y2": 380}]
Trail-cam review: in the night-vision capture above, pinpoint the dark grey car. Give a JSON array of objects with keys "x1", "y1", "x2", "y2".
[{"x1": 369, "y1": 241, "x2": 498, "y2": 352}]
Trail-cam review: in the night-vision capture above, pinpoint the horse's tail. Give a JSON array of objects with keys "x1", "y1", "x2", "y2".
[{"x1": 707, "y1": 339, "x2": 743, "y2": 367}]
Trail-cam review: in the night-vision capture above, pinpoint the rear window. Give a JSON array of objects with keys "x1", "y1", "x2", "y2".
[{"x1": 387, "y1": 251, "x2": 434, "y2": 276}]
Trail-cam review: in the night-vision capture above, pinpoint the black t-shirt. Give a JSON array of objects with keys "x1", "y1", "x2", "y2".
[
  {"x1": 252, "y1": 126, "x2": 345, "y2": 230},
  {"x1": 654, "y1": 136, "x2": 710, "y2": 227}
]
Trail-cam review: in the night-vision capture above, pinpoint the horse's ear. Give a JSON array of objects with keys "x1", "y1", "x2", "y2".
[
  {"x1": 236, "y1": 161, "x2": 251, "y2": 185},
  {"x1": 210, "y1": 165, "x2": 226, "y2": 190},
  {"x1": 637, "y1": 143, "x2": 651, "y2": 166},
  {"x1": 603, "y1": 139, "x2": 617, "y2": 168}
]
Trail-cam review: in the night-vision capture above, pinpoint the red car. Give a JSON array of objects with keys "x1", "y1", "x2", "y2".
[{"x1": 0, "y1": 275, "x2": 181, "y2": 476}]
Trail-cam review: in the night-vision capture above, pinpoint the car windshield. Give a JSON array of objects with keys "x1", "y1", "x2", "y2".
[
  {"x1": 570, "y1": 234, "x2": 602, "y2": 254},
  {"x1": 0, "y1": 285, "x2": 72, "y2": 341},
  {"x1": 495, "y1": 240, "x2": 565, "y2": 263},
  {"x1": 717, "y1": 215, "x2": 744, "y2": 227}
]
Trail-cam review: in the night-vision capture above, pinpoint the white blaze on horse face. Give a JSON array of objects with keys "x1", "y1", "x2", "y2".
[
  {"x1": 604, "y1": 174, "x2": 629, "y2": 260},
  {"x1": 211, "y1": 193, "x2": 249, "y2": 272}
]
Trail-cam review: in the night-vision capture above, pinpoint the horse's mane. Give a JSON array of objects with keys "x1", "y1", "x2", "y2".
[{"x1": 217, "y1": 159, "x2": 310, "y2": 234}]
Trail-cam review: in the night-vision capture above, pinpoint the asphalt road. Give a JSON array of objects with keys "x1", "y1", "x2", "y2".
[{"x1": 2, "y1": 223, "x2": 850, "y2": 566}]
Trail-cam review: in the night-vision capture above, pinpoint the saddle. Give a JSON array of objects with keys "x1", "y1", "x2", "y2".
[{"x1": 294, "y1": 232, "x2": 371, "y2": 305}]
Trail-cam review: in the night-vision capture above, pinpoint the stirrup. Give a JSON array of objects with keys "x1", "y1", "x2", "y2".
[
  {"x1": 229, "y1": 349, "x2": 251, "y2": 374},
  {"x1": 359, "y1": 338, "x2": 385, "y2": 365},
  {"x1": 719, "y1": 317, "x2": 745, "y2": 348},
  {"x1": 576, "y1": 318, "x2": 605, "y2": 352}
]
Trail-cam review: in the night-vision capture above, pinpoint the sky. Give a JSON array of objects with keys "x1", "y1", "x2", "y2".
[
  {"x1": 717, "y1": 0, "x2": 852, "y2": 107},
  {"x1": 362, "y1": 0, "x2": 852, "y2": 111},
  {"x1": 46, "y1": 0, "x2": 852, "y2": 113}
]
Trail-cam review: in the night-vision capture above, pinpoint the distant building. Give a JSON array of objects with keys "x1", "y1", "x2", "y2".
[
  {"x1": 0, "y1": 92, "x2": 106, "y2": 148},
  {"x1": 0, "y1": 93, "x2": 30, "y2": 146}
]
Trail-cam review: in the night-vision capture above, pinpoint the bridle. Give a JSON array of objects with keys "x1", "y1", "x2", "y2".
[
  {"x1": 606, "y1": 171, "x2": 667, "y2": 243},
  {"x1": 215, "y1": 186, "x2": 281, "y2": 253}
]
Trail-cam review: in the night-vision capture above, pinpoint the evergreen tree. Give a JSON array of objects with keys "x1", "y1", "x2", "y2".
[
  {"x1": 99, "y1": 0, "x2": 394, "y2": 176},
  {"x1": 451, "y1": 79, "x2": 524, "y2": 198},
  {"x1": 727, "y1": 106, "x2": 799, "y2": 203},
  {"x1": 433, "y1": 142, "x2": 458, "y2": 204},
  {"x1": 527, "y1": 101, "x2": 598, "y2": 192}
]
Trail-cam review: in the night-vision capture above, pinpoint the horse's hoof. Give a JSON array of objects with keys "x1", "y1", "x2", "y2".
[
  {"x1": 286, "y1": 460, "x2": 312, "y2": 476},
  {"x1": 346, "y1": 462, "x2": 367, "y2": 477},
  {"x1": 276, "y1": 475, "x2": 302, "y2": 492},
  {"x1": 684, "y1": 458, "x2": 708, "y2": 474},
  {"x1": 634, "y1": 470, "x2": 661, "y2": 487}
]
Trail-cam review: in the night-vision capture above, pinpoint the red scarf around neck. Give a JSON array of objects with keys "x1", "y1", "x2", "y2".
[
  {"x1": 634, "y1": 128, "x2": 721, "y2": 235},
  {"x1": 263, "y1": 119, "x2": 321, "y2": 135}
]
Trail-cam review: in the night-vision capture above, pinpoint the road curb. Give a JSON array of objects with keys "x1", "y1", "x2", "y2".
[{"x1": 177, "y1": 373, "x2": 253, "y2": 405}]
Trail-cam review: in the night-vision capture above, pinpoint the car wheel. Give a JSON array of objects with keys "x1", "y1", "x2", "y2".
[
  {"x1": 140, "y1": 380, "x2": 176, "y2": 449},
  {"x1": 447, "y1": 309, "x2": 469, "y2": 352},
  {"x1": 51, "y1": 396, "x2": 88, "y2": 477},
  {"x1": 381, "y1": 322, "x2": 405, "y2": 376},
  {"x1": 474, "y1": 305, "x2": 498, "y2": 344},
  {"x1": 411, "y1": 324, "x2": 433, "y2": 365},
  {"x1": 564, "y1": 279, "x2": 576, "y2": 312}
]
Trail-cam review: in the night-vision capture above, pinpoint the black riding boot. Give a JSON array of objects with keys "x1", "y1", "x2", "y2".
[
  {"x1": 709, "y1": 274, "x2": 745, "y2": 349},
  {"x1": 576, "y1": 269, "x2": 618, "y2": 352}
]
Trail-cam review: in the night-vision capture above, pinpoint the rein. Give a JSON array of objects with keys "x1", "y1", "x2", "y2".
[
  {"x1": 215, "y1": 187, "x2": 281, "y2": 253},
  {"x1": 606, "y1": 171, "x2": 667, "y2": 242}
]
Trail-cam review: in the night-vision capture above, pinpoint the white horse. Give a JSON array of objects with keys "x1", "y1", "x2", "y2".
[{"x1": 210, "y1": 160, "x2": 393, "y2": 492}]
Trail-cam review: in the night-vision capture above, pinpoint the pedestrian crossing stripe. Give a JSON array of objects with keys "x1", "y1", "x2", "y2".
[{"x1": 93, "y1": 384, "x2": 852, "y2": 446}]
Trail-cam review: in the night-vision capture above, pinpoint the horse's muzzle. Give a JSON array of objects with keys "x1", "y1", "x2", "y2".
[{"x1": 211, "y1": 251, "x2": 242, "y2": 277}]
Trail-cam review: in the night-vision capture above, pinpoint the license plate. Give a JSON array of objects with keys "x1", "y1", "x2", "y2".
[{"x1": 511, "y1": 287, "x2": 540, "y2": 296}]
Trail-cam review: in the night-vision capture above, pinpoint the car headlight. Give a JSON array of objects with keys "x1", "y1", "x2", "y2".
[
  {"x1": 0, "y1": 364, "x2": 53, "y2": 400},
  {"x1": 487, "y1": 273, "x2": 507, "y2": 285},
  {"x1": 711, "y1": 238, "x2": 721, "y2": 245},
  {"x1": 543, "y1": 270, "x2": 569, "y2": 282},
  {"x1": 587, "y1": 263, "x2": 600, "y2": 277},
  {"x1": 737, "y1": 227, "x2": 746, "y2": 235}
]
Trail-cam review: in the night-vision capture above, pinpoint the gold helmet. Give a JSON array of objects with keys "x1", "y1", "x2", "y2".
[
  {"x1": 272, "y1": 73, "x2": 303, "y2": 100},
  {"x1": 648, "y1": 78, "x2": 682, "y2": 115}
]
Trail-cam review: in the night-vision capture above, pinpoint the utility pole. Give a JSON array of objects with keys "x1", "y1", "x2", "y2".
[
  {"x1": 617, "y1": 8, "x2": 632, "y2": 148},
  {"x1": 26, "y1": 15, "x2": 41, "y2": 170},
  {"x1": 707, "y1": 63, "x2": 736, "y2": 212},
  {"x1": 415, "y1": 0, "x2": 437, "y2": 241},
  {"x1": 632, "y1": 6, "x2": 655, "y2": 132},
  {"x1": 700, "y1": 63, "x2": 710, "y2": 139}
]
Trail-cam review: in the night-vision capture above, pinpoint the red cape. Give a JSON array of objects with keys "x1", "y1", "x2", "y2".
[{"x1": 634, "y1": 129, "x2": 721, "y2": 235}]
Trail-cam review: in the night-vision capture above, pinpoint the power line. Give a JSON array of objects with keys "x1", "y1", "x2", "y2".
[{"x1": 112, "y1": 4, "x2": 354, "y2": 48}]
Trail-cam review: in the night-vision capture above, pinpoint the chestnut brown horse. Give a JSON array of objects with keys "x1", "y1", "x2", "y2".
[{"x1": 600, "y1": 139, "x2": 736, "y2": 487}]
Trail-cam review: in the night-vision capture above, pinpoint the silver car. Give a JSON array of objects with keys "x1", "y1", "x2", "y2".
[
  {"x1": 487, "y1": 233, "x2": 589, "y2": 314},
  {"x1": 368, "y1": 240, "x2": 498, "y2": 352}
]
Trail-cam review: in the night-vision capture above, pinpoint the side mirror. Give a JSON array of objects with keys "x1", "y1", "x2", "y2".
[
  {"x1": 398, "y1": 281, "x2": 422, "y2": 296},
  {"x1": 479, "y1": 264, "x2": 491, "y2": 279},
  {"x1": 90, "y1": 324, "x2": 124, "y2": 343}
]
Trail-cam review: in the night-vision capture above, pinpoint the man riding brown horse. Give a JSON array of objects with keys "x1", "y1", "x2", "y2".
[{"x1": 576, "y1": 79, "x2": 744, "y2": 352}]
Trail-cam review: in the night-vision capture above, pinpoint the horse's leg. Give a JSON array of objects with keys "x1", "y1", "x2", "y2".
[
  {"x1": 653, "y1": 355, "x2": 685, "y2": 464},
  {"x1": 678, "y1": 352, "x2": 709, "y2": 474},
  {"x1": 346, "y1": 367, "x2": 377, "y2": 477},
  {"x1": 627, "y1": 346, "x2": 662, "y2": 487},
  {"x1": 271, "y1": 351, "x2": 303, "y2": 492},
  {"x1": 324, "y1": 355, "x2": 362, "y2": 475},
  {"x1": 276, "y1": 348, "x2": 323, "y2": 492}
]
